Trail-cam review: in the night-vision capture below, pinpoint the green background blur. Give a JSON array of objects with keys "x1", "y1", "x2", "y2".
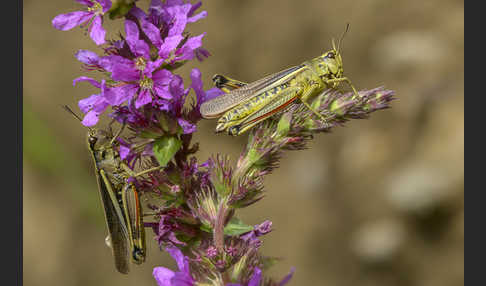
[{"x1": 23, "y1": 0, "x2": 463, "y2": 285}]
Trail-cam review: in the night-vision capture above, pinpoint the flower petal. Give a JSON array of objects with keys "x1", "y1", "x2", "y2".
[
  {"x1": 75, "y1": 50, "x2": 100, "y2": 65},
  {"x1": 145, "y1": 59, "x2": 164, "y2": 75},
  {"x1": 117, "y1": 138, "x2": 131, "y2": 160},
  {"x1": 248, "y1": 267, "x2": 262, "y2": 286},
  {"x1": 278, "y1": 267, "x2": 295, "y2": 286},
  {"x1": 135, "y1": 89, "x2": 152, "y2": 108},
  {"x1": 177, "y1": 118, "x2": 196, "y2": 134},
  {"x1": 153, "y1": 267, "x2": 175, "y2": 286},
  {"x1": 159, "y1": 35, "x2": 184, "y2": 59},
  {"x1": 78, "y1": 93, "x2": 102, "y2": 113},
  {"x1": 73, "y1": 76, "x2": 101, "y2": 88},
  {"x1": 152, "y1": 69, "x2": 174, "y2": 85},
  {"x1": 129, "y1": 6, "x2": 148, "y2": 20},
  {"x1": 154, "y1": 85, "x2": 172, "y2": 100},
  {"x1": 190, "y1": 68, "x2": 204, "y2": 99},
  {"x1": 81, "y1": 110, "x2": 100, "y2": 126},
  {"x1": 99, "y1": 55, "x2": 132, "y2": 72},
  {"x1": 110, "y1": 62, "x2": 139, "y2": 82},
  {"x1": 187, "y1": 1, "x2": 202, "y2": 17},
  {"x1": 98, "y1": 0, "x2": 112, "y2": 12},
  {"x1": 171, "y1": 271, "x2": 194, "y2": 286},
  {"x1": 187, "y1": 10, "x2": 207, "y2": 23},
  {"x1": 174, "y1": 33, "x2": 205, "y2": 61},
  {"x1": 203, "y1": 87, "x2": 225, "y2": 103},
  {"x1": 75, "y1": 0, "x2": 93, "y2": 6},
  {"x1": 89, "y1": 15, "x2": 106, "y2": 45},
  {"x1": 165, "y1": 247, "x2": 188, "y2": 272},
  {"x1": 52, "y1": 11, "x2": 92, "y2": 31},
  {"x1": 141, "y1": 19, "x2": 163, "y2": 47},
  {"x1": 104, "y1": 84, "x2": 138, "y2": 106},
  {"x1": 125, "y1": 20, "x2": 150, "y2": 58},
  {"x1": 165, "y1": 4, "x2": 191, "y2": 36}
]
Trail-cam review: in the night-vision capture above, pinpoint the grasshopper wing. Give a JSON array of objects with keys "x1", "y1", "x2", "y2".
[
  {"x1": 200, "y1": 64, "x2": 304, "y2": 118},
  {"x1": 97, "y1": 169, "x2": 131, "y2": 274}
]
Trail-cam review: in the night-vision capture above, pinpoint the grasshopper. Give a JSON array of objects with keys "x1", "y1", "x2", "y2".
[
  {"x1": 64, "y1": 106, "x2": 160, "y2": 274},
  {"x1": 200, "y1": 25, "x2": 359, "y2": 136}
]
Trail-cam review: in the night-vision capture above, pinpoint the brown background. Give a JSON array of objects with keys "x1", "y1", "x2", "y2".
[{"x1": 23, "y1": 0, "x2": 463, "y2": 285}]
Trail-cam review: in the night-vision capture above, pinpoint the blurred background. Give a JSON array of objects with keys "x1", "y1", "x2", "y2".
[{"x1": 23, "y1": 0, "x2": 463, "y2": 285}]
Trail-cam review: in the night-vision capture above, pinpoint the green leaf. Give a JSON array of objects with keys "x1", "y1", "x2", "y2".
[
  {"x1": 152, "y1": 136, "x2": 182, "y2": 167},
  {"x1": 107, "y1": 0, "x2": 135, "y2": 19},
  {"x1": 224, "y1": 217, "x2": 254, "y2": 236}
]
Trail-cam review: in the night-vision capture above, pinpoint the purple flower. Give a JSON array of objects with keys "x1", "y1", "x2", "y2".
[
  {"x1": 155, "y1": 214, "x2": 187, "y2": 246},
  {"x1": 74, "y1": 77, "x2": 109, "y2": 126},
  {"x1": 254, "y1": 220, "x2": 272, "y2": 236},
  {"x1": 240, "y1": 220, "x2": 273, "y2": 248},
  {"x1": 52, "y1": 0, "x2": 111, "y2": 45},
  {"x1": 277, "y1": 267, "x2": 295, "y2": 286},
  {"x1": 130, "y1": 0, "x2": 209, "y2": 64},
  {"x1": 226, "y1": 267, "x2": 262, "y2": 286},
  {"x1": 153, "y1": 247, "x2": 195, "y2": 286},
  {"x1": 206, "y1": 245, "x2": 218, "y2": 258},
  {"x1": 247, "y1": 267, "x2": 262, "y2": 286},
  {"x1": 100, "y1": 20, "x2": 175, "y2": 109},
  {"x1": 188, "y1": 68, "x2": 224, "y2": 119}
]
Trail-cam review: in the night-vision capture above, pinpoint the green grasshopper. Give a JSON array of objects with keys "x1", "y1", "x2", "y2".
[
  {"x1": 200, "y1": 25, "x2": 359, "y2": 136},
  {"x1": 64, "y1": 106, "x2": 160, "y2": 274}
]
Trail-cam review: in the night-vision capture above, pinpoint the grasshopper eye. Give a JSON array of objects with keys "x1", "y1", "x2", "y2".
[{"x1": 327, "y1": 52, "x2": 335, "y2": 59}]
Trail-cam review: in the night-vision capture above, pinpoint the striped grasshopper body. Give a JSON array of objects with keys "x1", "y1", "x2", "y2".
[
  {"x1": 200, "y1": 37, "x2": 359, "y2": 136},
  {"x1": 65, "y1": 107, "x2": 158, "y2": 274},
  {"x1": 86, "y1": 127, "x2": 147, "y2": 274}
]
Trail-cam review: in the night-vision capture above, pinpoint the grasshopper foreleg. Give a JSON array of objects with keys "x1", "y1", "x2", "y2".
[{"x1": 324, "y1": 77, "x2": 360, "y2": 100}]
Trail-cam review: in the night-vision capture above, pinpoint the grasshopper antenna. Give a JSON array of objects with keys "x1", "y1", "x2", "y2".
[
  {"x1": 62, "y1": 105, "x2": 94, "y2": 132},
  {"x1": 337, "y1": 23, "x2": 350, "y2": 53}
]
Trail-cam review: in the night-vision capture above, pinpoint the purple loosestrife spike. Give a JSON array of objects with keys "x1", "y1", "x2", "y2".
[{"x1": 55, "y1": 0, "x2": 395, "y2": 284}]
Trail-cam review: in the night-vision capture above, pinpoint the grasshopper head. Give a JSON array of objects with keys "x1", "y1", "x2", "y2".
[
  {"x1": 87, "y1": 128, "x2": 113, "y2": 150},
  {"x1": 317, "y1": 42, "x2": 344, "y2": 79},
  {"x1": 314, "y1": 24, "x2": 349, "y2": 81}
]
